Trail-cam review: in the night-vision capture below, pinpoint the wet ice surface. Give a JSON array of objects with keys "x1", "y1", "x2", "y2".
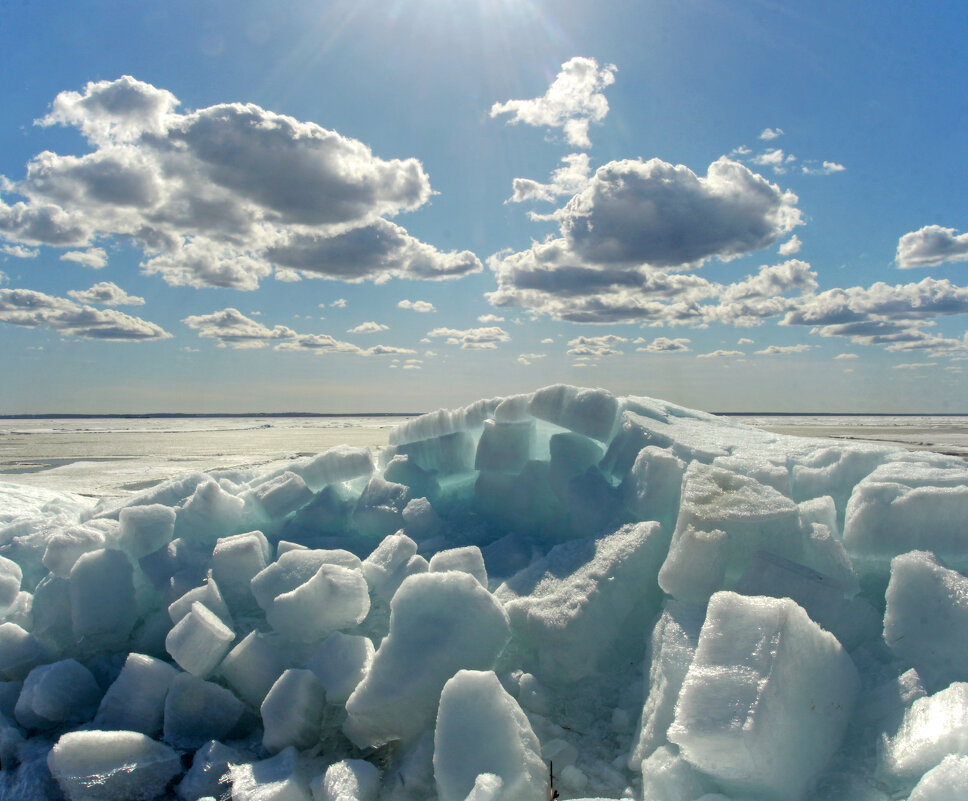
[
  {"x1": 0, "y1": 417, "x2": 408, "y2": 498},
  {"x1": 1, "y1": 389, "x2": 968, "y2": 801}
]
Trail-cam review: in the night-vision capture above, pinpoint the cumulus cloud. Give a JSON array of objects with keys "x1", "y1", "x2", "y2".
[
  {"x1": 802, "y1": 161, "x2": 846, "y2": 175},
  {"x1": 834, "y1": 353, "x2": 858, "y2": 360},
  {"x1": 705, "y1": 260, "x2": 818, "y2": 327},
  {"x1": 490, "y1": 57, "x2": 616, "y2": 148},
  {"x1": 425, "y1": 326, "x2": 510, "y2": 350},
  {"x1": 517, "y1": 352, "x2": 547, "y2": 366},
  {"x1": 0, "y1": 287, "x2": 170, "y2": 340},
  {"x1": 636, "y1": 336, "x2": 691, "y2": 353},
  {"x1": 566, "y1": 334, "x2": 627, "y2": 357},
  {"x1": 2, "y1": 244, "x2": 38, "y2": 259},
  {"x1": 182, "y1": 308, "x2": 296, "y2": 349},
  {"x1": 738, "y1": 337, "x2": 754, "y2": 345},
  {"x1": 759, "y1": 128, "x2": 784, "y2": 140},
  {"x1": 67, "y1": 281, "x2": 144, "y2": 306},
  {"x1": 60, "y1": 248, "x2": 107, "y2": 269},
  {"x1": 755, "y1": 344, "x2": 814, "y2": 355},
  {"x1": 397, "y1": 299, "x2": 436, "y2": 313},
  {"x1": 697, "y1": 349, "x2": 744, "y2": 359},
  {"x1": 893, "y1": 362, "x2": 936, "y2": 370},
  {"x1": 331, "y1": 299, "x2": 347, "y2": 308},
  {"x1": 896, "y1": 225, "x2": 968, "y2": 269},
  {"x1": 183, "y1": 307, "x2": 413, "y2": 355},
  {"x1": 508, "y1": 153, "x2": 592, "y2": 204},
  {"x1": 347, "y1": 321, "x2": 389, "y2": 334},
  {"x1": 0, "y1": 76, "x2": 480, "y2": 290},
  {"x1": 778, "y1": 234, "x2": 802, "y2": 256},
  {"x1": 477, "y1": 314, "x2": 505, "y2": 323}
]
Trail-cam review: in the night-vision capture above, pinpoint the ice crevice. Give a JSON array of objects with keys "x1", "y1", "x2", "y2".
[{"x1": 0, "y1": 384, "x2": 966, "y2": 801}]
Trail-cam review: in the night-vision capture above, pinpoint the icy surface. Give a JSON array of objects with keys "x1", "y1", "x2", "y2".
[{"x1": 0, "y1": 385, "x2": 966, "y2": 801}]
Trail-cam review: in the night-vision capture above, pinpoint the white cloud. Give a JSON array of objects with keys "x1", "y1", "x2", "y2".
[
  {"x1": 636, "y1": 336, "x2": 691, "y2": 353},
  {"x1": 759, "y1": 128, "x2": 784, "y2": 140},
  {"x1": 2, "y1": 244, "x2": 38, "y2": 259},
  {"x1": 566, "y1": 334, "x2": 627, "y2": 357},
  {"x1": 893, "y1": 362, "x2": 937, "y2": 370},
  {"x1": 477, "y1": 314, "x2": 505, "y2": 323},
  {"x1": 705, "y1": 260, "x2": 818, "y2": 327},
  {"x1": 347, "y1": 321, "x2": 389, "y2": 334},
  {"x1": 426, "y1": 326, "x2": 510, "y2": 350},
  {"x1": 274, "y1": 269, "x2": 302, "y2": 282},
  {"x1": 834, "y1": 353, "x2": 858, "y2": 360},
  {"x1": 67, "y1": 281, "x2": 145, "y2": 306},
  {"x1": 755, "y1": 344, "x2": 814, "y2": 355},
  {"x1": 802, "y1": 161, "x2": 846, "y2": 175},
  {"x1": 60, "y1": 248, "x2": 108, "y2": 269},
  {"x1": 697, "y1": 349, "x2": 744, "y2": 358},
  {"x1": 184, "y1": 307, "x2": 414, "y2": 356},
  {"x1": 778, "y1": 234, "x2": 802, "y2": 256},
  {"x1": 896, "y1": 225, "x2": 968, "y2": 269},
  {"x1": 331, "y1": 299, "x2": 347, "y2": 308},
  {"x1": 490, "y1": 57, "x2": 616, "y2": 148},
  {"x1": 751, "y1": 149, "x2": 788, "y2": 173},
  {"x1": 0, "y1": 287, "x2": 170, "y2": 341},
  {"x1": 738, "y1": 337, "x2": 754, "y2": 345},
  {"x1": 402, "y1": 359, "x2": 422, "y2": 370},
  {"x1": 540, "y1": 337, "x2": 554, "y2": 344},
  {"x1": 398, "y1": 299, "x2": 436, "y2": 313},
  {"x1": 0, "y1": 76, "x2": 482, "y2": 290},
  {"x1": 509, "y1": 153, "x2": 592, "y2": 204},
  {"x1": 517, "y1": 352, "x2": 547, "y2": 366}
]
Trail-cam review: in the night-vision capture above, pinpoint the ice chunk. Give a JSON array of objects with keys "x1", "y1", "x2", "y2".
[
  {"x1": 70, "y1": 548, "x2": 137, "y2": 648},
  {"x1": 218, "y1": 630, "x2": 288, "y2": 709},
  {"x1": 401, "y1": 496, "x2": 442, "y2": 541},
  {"x1": 228, "y1": 746, "x2": 315, "y2": 801},
  {"x1": 668, "y1": 592, "x2": 859, "y2": 801},
  {"x1": 168, "y1": 574, "x2": 232, "y2": 626},
  {"x1": 429, "y1": 546, "x2": 488, "y2": 588},
  {"x1": 295, "y1": 444, "x2": 375, "y2": 491},
  {"x1": 619, "y1": 446, "x2": 686, "y2": 528},
  {"x1": 546, "y1": 432, "x2": 605, "y2": 501},
  {"x1": 266, "y1": 563, "x2": 370, "y2": 642},
  {"x1": 383, "y1": 455, "x2": 441, "y2": 504},
  {"x1": 164, "y1": 672, "x2": 245, "y2": 750},
  {"x1": 884, "y1": 550, "x2": 968, "y2": 690},
  {"x1": 211, "y1": 531, "x2": 269, "y2": 613},
  {"x1": 498, "y1": 522, "x2": 670, "y2": 684},
  {"x1": 251, "y1": 548, "x2": 362, "y2": 611},
  {"x1": 475, "y1": 420, "x2": 535, "y2": 473},
  {"x1": 362, "y1": 532, "x2": 421, "y2": 600},
  {"x1": 117, "y1": 504, "x2": 176, "y2": 559},
  {"x1": 797, "y1": 495, "x2": 839, "y2": 539},
  {"x1": 285, "y1": 484, "x2": 353, "y2": 536},
  {"x1": 880, "y1": 682, "x2": 968, "y2": 784},
  {"x1": 95, "y1": 653, "x2": 179, "y2": 735},
  {"x1": 15, "y1": 659, "x2": 101, "y2": 730},
  {"x1": 658, "y1": 463, "x2": 804, "y2": 604},
  {"x1": 844, "y1": 471, "x2": 968, "y2": 570},
  {"x1": 528, "y1": 385, "x2": 619, "y2": 443},
  {"x1": 352, "y1": 476, "x2": 411, "y2": 539},
  {"x1": 639, "y1": 745, "x2": 716, "y2": 801},
  {"x1": 308, "y1": 632, "x2": 374, "y2": 704},
  {"x1": 175, "y1": 739, "x2": 247, "y2": 801},
  {"x1": 47, "y1": 730, "x2": 182, "y2": 801},
  {"x1": 713, "y1": 454, "x2": 792, "y2": 497},
  {"x1": 389, "y1": 397, "x2": 500, "y2": 446},
  {"x1": 791, "y1": 445, "x2": 888, "y2": 515},
  {"x1": 908, "y1": 755, "x2": 968, "y2": 801},
  {"x1": 0, "y1": 623, "x2": 50, "y2": 680},
  {"x1": 166, "y1": 601, "x2": 235, "y2": 677},
  {"x1": 433, "y1": 670, "x2": 545, "y2": 801},
  {"x1": 312, "y1": 759, "x2": 380, "y2": 801},
  {"x1": 42, "y1": 524, "x2": 106, "y2": 578},
  {"x1": 344, "y1": 572, "x2": 510, "y2": 747},
  {"x1": 261, "y1": 669, "x2": 326, "y2": 754},
  {"x1": 0, "y1": 555, "x2": 23, "y2": 611},
  {"x1": 244, "y1": 471, "x2": 313, "y2": 522},
  {"x1": 395, "y1": 431, "x2": 476, "y2": 474},
  {"x1": 630, "y1": 600, "x2": 705, "y2": 769},
  {"x1": 174, "y1": 479, "x2": 244, "y2": 545}
]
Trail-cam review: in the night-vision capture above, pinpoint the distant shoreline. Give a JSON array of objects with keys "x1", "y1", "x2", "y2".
[{"x1": 1, "y1": 411, "x2": 967, "y2": 420}]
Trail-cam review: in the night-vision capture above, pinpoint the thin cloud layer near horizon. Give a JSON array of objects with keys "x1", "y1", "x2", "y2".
[{"x1": 1, "y1": 0, "x2": 966, "y2": 413}]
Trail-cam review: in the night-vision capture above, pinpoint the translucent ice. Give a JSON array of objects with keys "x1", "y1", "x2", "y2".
[
  {"x1": 163, "y1": 672, "x2": 245, "y2": 750},
  {"x1": 94, "y1": 653, "x2": 179, "y2": 735},
  {"x1": 312, "y1": 758, "x2": 380, "y2": 801},
  {"x1": 308, "y1": 632, "x2": 374, "y2": 704},
  {"x1": 15, "y1": 659, "x2": 101, "y2": 730},
  {"x1": 117, "y1": 504, "x2": 176, "y2": 559},
  {"x1": 218, "y1": 630, "x2": 288, "y2": 709},
  {"x1": 266, "y1": 563, "x2": 370, "y2": 642},
  {"x1": 165, "y1": 600, "x2": 235, "y2": 677},
  {"x1": 70, "y1": 548, "x2": 137, "y2": 648},
  {"x1": 261, "y1": 669, "x2": 326, "y2": 754}
]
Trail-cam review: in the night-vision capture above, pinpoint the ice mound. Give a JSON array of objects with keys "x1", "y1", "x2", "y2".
[{"x1": 0, "y1": 384, "x2": 965, "y2": 800}]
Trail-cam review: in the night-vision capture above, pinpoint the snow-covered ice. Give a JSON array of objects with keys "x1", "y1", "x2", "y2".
[{"x1": 0, "y1": 384, "x2": 966, "y2": 801}]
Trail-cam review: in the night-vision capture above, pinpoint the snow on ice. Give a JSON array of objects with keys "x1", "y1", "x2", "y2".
[{"x1": 0, "y1": 384, "x2": 967, "y2": 801}]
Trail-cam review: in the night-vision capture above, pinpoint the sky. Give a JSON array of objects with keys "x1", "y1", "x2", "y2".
[{"x1": 1, "y1": 0, "x2": 967, "y2": 414}]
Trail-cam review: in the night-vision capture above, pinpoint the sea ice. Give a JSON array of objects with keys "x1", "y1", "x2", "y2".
[
  {"x1": 94, "y1": 652, "x2": 179, "y2": 735},
  {"x1": 163, "y1": 672, "x2": 246, "y2": 750},
  {"x1": 165, "y1": 600, "x2": 235, "y2": 677},
  {"x1": 260, "y1": 669, "x2": 326, "y2": 754},
  {"x1": 307, "y1": 632, "x2": 374, "y2": 704}
]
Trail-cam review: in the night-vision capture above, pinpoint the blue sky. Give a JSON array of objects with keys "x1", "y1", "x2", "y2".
[{"x1": 1, "y1": 0, "x2": 967, "y2": 413}]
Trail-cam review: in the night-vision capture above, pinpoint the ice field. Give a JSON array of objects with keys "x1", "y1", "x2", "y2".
[{"x1": 1, "y1": 384, "x2": 968, "y2": 801}]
